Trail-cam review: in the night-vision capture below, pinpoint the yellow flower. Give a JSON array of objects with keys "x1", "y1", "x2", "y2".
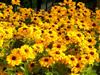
[
  {"x1": 47, "y1": 29, "x2": 58, "y2": 41},
  {"x1": 3, "y1": 5, "x2": 13, "y2": 17},
  {"x1": 52, "y1": 42, "x2": 67, "y2": 52},
  {"x1": 68, "y1": 7, "x2": 75, "y2": 14},
  {"x1": 71, "y1": 63, "x2": 85, "y2": 74},
  {"x1": 6, "y1": 53, "x2": 22, "y2": 66},
  {"x1": 86, "y1": 49, "x2": 99, "y2": 60},
  {"x1": 11, "y1": 48, "x2": 21, "y2": 55},
  {"x1": 70, "y1": 73, "x2": 80, "y2": 75},
  {"x1": 0, "y1": 51, "x2": 4, "y2": 57},
  {"x1": 73, "y1": 31, "x2": 85, "y2": 42},
  {"x1": 83, "y1": 54, "x2": 95, "y2": 65},
  {"x1": 86, "y1": 37, "x2": 96, "y2": 46},
  {"x1": 4, "y1": 27, "x2": 14, "y2": 39},
  {"x1": 0, "y1": 39, "x2": 3, "y2": 47},
  {"x1": 61, "y1": 56, "x2": 70, "y2": 65},
  {"x1": 64, "y1": 0, "x2": 72, "y2": 4},
  {"x1": 0, "y1": 27, "x2": 5, "y2": 39},
  {"x1": 9, "y1": 12, "x2": 20, "y2": 21},
  {"x1": 77, "y1": 2, "x2": 85, "y2": 8},
  {"x1": 48, "y1": 49, "x2": 65, "y2": 61},
  {"x1": 31, "y1": 26, "x2": 42, "y2": 40},
  {"x1": 28, "y1": 61, "x2": 35, "y2": 72},
  {"x1": 82, "y1": 8, "x2": 91, "y2": 16},
  {"x1": 67, "y1": 55, "x2": 78, "y2": 67},
  {"x1": 12, "y1": 0, "x2": 20, "y2": 5},
  {"x1": 39, "y1": 57, "x2": 54, "y2": 68},
  {"x1": 20, "y1": 45, "x2": 36, "y2": 60},
  {"x1": 18, "y1": 26, "x2": 33, "y2": 38},
  {"x1": 0, "y1": 12, "x2": 5, "y2": 20},
  {"x1": 32, "y1": 43, "x2": 44, "y2": 53},
  {"x1": 0, "y1": 2, "x2": 7, "y2": 9},
  {"x1": 69, "y1": 2, "x2": 76, "y2": 8},
  {"x1": 16, "y1": 72, "x2": 24, "y2": 75}
]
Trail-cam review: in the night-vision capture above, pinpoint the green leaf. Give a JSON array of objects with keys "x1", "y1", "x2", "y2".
[
  {"x1": 13, "y1": 5, "x2": 19, "y2": 12},
  {"x1": 24, "y1": 62, "x2": 30, "y2": 75},
  {"x1": 45, "y1": 72, "x2": 53, "y2": 75},
  {"x1": 24, "y1": 18, "x2": 31, "y2": 24},
  {"x1": 52, "y1": 62, "x2": 71, "y2": 75},
  {"x1": 81, "y1": 66, "x2": 97, "y2": 75}
]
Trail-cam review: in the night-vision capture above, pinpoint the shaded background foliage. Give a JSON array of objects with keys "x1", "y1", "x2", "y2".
[{"x1": 0, "y1": 0, "x2": 97, "y2": 11}]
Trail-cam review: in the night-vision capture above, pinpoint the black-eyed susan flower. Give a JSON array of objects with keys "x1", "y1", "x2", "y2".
[
  {"x1": 17, "y1": 25, "x2": 33, "y2": 38},
  {"x1": 28, "y1": 61, "x2": 35, "y2": 72},
  {"x1": 67, "y1": 55, "x2": 78, "y2": 67},
  {"x1": 20, "y1": 45, "x2": 36, "y2": 60},
  {"x1": 48, "y1": 49, "x2": 65, "y2": 61},
  {"x1": 6, "y1": 53, "x2": 22, "y2": 66},
  {"x1": 3, "y1": 5, "x2": 13, "y2": 17},
  {"x1": 86, "y1": 37, "x2": 96, "y2": 46},
  {"x1": 11, "y1": 48, "x2": 21, "y2": 56},
  {"x1": 0, "y1": 2, "x2": 7, "y2": 9},
  {"x1": 70, "y1": 73, "x2": 80, "y2": 75},
  {"x1": 64, "y1": 0, "x2": 72, "y2": 4},
  {"x1": 32, "y1": 43, "x2": 44, "y2": 53},
  {"x1": 61, "y1": 56, "x2": 70, "y2": 65},
  {"x1": 39, "y1": 57, "x2": 54, "y2": 68},
  {"x1": 16, "y1": 71, "x2": 24, "y2": 75},
  {"x1": 52, "y1": 42, "x2": 67, "y2": 52},
  {"x1": 83, "y1": 54, "x2": 94, "y2": 65},
  {"x1": 77, "y1": 2, "x2": 85, "y2": 8},
  {"x1": 71, "y1": 63, "x2": 85, "y2": 74},
  {"x1": 11, "y1": 0, "x2": 20, "y2": 5}
]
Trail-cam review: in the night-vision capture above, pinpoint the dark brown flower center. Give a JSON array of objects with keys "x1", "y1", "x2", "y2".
[
  {"x1": 65, "y1": 36, "x2": 70, "y2": 40},
  {"x1": 34, "y1": 18, "x2": 37, "y2": 20},
  {"x1": 49, "y1": 15, "x2": 52, "y2": 18},
  {"x1": 88, "y1": 45, "x2": 92, "y2": 48},
  {"x1": 58, "y1": 32, "x2": 61, "y2": 35},
  {"x1": 49, "y1": 31, "x2": 52, "y2": 34},
  {"x1": 55, "y1": 51, "x2": 60, "y2": 54},
  {"x1": 57, "y1": 44, "x2": 61, "y2": 48},
  {"x1": 12, "y1": 56, "x2": 16, "y2": 60},
  {"x1": 70, "y1": 57, "x2": 75, "y2": 61},
  {"x1": 92, "y1": 23, "x2": 96, "y2": 27},
  {"x1": 75, "y1": 48, "x2": 78, "y2": 51},
  {"x1": 88, "y1": 39, "x2": 92, "y2": 42},
  {"x1": 25, "y1": 49, "x2": 28, "y2": 52},
  {"x1": 13, "y1": 17, "x2": 16, "y2": 19},
  {"x1": 77, "y1": 34, "x2": 81, "y2": 37},
  {"x1": 58, "y1": 10, "x2": 61, "y2": 13},
  {"x1": 30, "y1": 63, "x2": 35, "y2": 67},
  {"x1": 85, "y1": 56, "x2": 89, "y2": 59},
  {"x1": 78, "y1": 57, "x2": 81, "y2": 60},
  {"x1": 76, "y1": 64, "x2": 80, "y2": 68},
  {"x1": 90, "y1": 52, "x2": 94, "y2": 55},
  {"x1": 23, "y1": 28, "x2": 27, "y2": 30},
  {"x1": 67, "y1": 26, "x2": 71, "y2": 29},
  {"x1": 44, "y1": 58, "x2": 49, "y2": 62},
  {"x1": 41, "y1": 30, "x2": 44, "y2": 33}
]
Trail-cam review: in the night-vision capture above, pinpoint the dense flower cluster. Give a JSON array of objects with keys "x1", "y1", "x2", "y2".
[{"x1": 0, "y1": 0, "x2": 100, "y2": 75}]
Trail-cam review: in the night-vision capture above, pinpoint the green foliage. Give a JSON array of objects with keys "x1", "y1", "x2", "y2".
[
  {"x1": 81, "y1": 65, "x2": 97, "y2": 75},
  {"x1": 93, "y1": 62, "x2": 100, "y2": 75},
  {"x1": 51, "y1": 62, "x2": 71, "y2": 75},
  {"x1": 45, "y1": 72, "x2": 53, "y2": 75},
  {"x1": 24, "y1": 18, "x2": 32, "y2": 24}
]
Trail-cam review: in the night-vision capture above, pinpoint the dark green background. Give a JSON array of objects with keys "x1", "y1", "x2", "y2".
[{"x1": 0, "y1": 0, "x2": 97, "y2": 11}]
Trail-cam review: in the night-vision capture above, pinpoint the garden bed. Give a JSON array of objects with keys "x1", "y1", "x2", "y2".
[{"x1": 0, "y1": 0, "x2": 100, "y2": 75}]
